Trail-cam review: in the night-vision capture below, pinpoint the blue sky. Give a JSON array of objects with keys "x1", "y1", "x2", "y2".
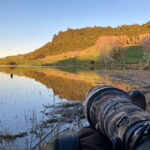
[{"x1": 0, "y1": 0, "x2": 150, "y2": 58}]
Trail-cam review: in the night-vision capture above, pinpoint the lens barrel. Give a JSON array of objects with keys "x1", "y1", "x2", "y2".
[{"x1": 83, "y1": 85, "x2": 150, "y2": 150}]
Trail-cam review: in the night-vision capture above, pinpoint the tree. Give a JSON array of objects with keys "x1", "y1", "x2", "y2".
[
  {"x1": 109, "y1": 46, "x2": 123, "y2": 61},
  {"x1": 96, "y1": 35, "x2": 123, "y2": 64},
  {"x1": 9, "y1": 61, "x2": 17, "y2": 65},
  {"x1": 141, "y1": 33, "x2": 150, "y2": 66}
]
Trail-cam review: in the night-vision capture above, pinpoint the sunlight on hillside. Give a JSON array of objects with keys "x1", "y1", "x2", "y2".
[{"x1": 77, "y1": 47, "x2": 100, "y2": 61}]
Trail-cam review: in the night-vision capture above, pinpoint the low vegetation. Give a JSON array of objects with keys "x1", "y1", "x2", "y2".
[{"x1": 54, "y1": 45, "x2": 146, "y2": 66}]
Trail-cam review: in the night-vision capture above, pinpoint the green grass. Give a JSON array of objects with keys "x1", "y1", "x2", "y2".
[
  {"x1": 53, "y1": 45, "x2": 146, "y2": 65},
  {"x1": 54, "y1": 57, "x2": 102, "y2": 66},
  {"x1": 123, "y1": 45, "x2": 145, "y2": 58},
  {"x1": 117, "y1": 45, "x2": 145, "y2": 64},
  {"x1": 0, "y1": 59, "x2": 53, "y2": 66}
]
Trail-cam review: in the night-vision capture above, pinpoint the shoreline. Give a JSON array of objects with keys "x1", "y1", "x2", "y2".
[{"x1": 0, "y1": 64, "x2": 149, "y2": 70}]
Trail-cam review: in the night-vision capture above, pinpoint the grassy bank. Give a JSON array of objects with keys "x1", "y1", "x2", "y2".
[
  {"x1": 53, "y1": 45, "x2": 146, "y2": 66},
  {"x1": 0, "y1": 45, "x2": 148, "y2": 67}
]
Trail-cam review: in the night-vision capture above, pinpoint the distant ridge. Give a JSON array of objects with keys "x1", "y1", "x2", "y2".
[
  {"x1": 23, "y1": 21, "x2": 150, "y2": 59},
  {"x1": 1, "y1": 21, "x2": 150, "y2": 65}
]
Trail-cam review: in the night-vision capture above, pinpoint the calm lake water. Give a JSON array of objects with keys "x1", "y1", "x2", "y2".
[{"x1": 0, "y1": 66, "x2": 150, "y2": 149}]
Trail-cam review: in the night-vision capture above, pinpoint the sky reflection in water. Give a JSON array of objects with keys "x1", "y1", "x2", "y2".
[{"x1": 0, "y1": 72, "x2": 66, "y2": 135}]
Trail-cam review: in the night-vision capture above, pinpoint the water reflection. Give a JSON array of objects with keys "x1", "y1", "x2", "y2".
[
  {"x1": 10, "y1": 74, "x2": 13, "y2": 79},
  {"x1": 0, "y1": 67, "x2": 144, "y2": 101},
  {"x1": 0, "y1": 67, "x2": 150, "y2": 148}
]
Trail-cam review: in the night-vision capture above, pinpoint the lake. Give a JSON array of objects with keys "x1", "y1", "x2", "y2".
[{"x1": 0, "y1": 66, "x2": 150, "y2": 149}]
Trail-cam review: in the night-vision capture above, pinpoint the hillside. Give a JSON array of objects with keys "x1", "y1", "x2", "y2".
[
  {"x1": 1, "y1": 21, "x2": 150, "y2": 65},
  {"x1": 23, "y1": 22, "x2": 150, "y2": 60}
]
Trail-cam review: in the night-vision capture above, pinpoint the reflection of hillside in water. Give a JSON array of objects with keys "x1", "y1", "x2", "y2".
[
  {"x1": 26, "y1": 71, "x2": 93, "y2": 100},
  {"x1": 0, "y1": 67, "x2": 140, "y2": 101}
]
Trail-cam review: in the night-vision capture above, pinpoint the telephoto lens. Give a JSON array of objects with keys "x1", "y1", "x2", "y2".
[{"x1": 83, "y1": 85, "x2": 150, "y2": 150}]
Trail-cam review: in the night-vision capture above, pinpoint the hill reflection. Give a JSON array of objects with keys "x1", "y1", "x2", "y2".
[{"x1": 0, "y1": 67, "x2": 140, "y2": 101}]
